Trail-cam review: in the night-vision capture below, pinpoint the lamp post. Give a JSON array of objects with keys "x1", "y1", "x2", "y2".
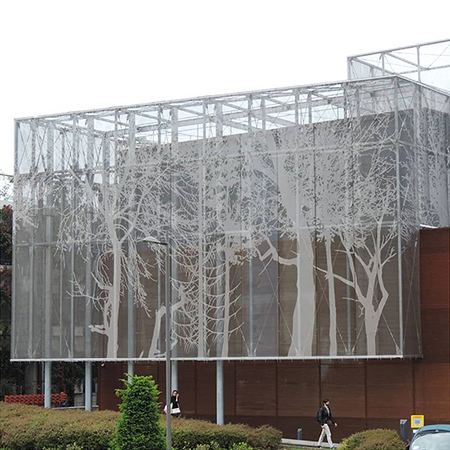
[{"x1": 144, "y1": 233, "x2": 171, "y2": 450}]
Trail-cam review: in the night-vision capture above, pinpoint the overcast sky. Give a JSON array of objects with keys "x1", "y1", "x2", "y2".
[{"x1": 1, "y1": 0, "x2": 449, "y2": 176}]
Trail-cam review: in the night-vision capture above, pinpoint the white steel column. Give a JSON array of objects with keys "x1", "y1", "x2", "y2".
[
  {"x1": 216, "y1": 360, "x2": 224, "y2": 425},
  {"x1": 170, "y1": 108, "x2": 178, "y2": 386},
  {"x1": 44, "y1": 361, "x2": 52, "y2": 408},
  {"x1": 44, "y1": 123, "x2": 54, "y2": 408},
  {"x1": 27, "y1": 121, "x2": 36, "y2": 359},
  {"x1": 127, "y1": 362, "x2": 135, "y2": 381},
  {"x1": 394, "y1": 79, "x2": 404, "y2": 354},
  {"x1": 127, "y1": 113, "x2": 136, "y2": 381},
  {"x1": 70, "y1": 117, "x2": 79, "y2": 356},
  {"x1": 85, "y1": 361, "x2": 92, "y2": 411},
  {"x1": 84, "y1": 119, "x2": 94, "y2": 410},
  {"x1": 417, "y1": 45, "x2": 421, "y2": 83},
  {"x1": 164, "y1": 231, "x2": 172, "y2": 450},
  {"x1": 146, "y1": 234, "x2": 171, "y2": 450},
  {"x1": 171, "y1": 362, "x2": 177, "y2": 391}
]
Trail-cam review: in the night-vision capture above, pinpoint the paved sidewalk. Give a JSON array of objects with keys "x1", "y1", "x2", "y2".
[{"x1": 282, "y1": 437, "x2": 340, "y2": 448}]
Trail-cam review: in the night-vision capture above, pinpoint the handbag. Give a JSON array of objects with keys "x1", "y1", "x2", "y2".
[{"x1": 163, "y1": 404, "x2": 181, "y2": 414}]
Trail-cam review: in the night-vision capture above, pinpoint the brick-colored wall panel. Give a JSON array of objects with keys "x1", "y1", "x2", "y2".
[
  {"x1": 236, "y1": 361, "x2": 276, "y2": 416},
  {"x1": 420, "y1": 309, "x2": 450, "y2": 363},
  {"x1": 414, "y1": 362, "x2": 450, "y2": 420},
  {"x1": 224, "y1": 362, "x2": 236, "y2": 416},
  {"x1": 98, "y1": 362, "x2": 126, "y2": 411},
  {"x1": 277, "y1": 361, "x2": 319, "y2": 417},
  {"x1": 366, "y1": 362, "x2": 413, "y2": 418},
  {"x1": 176, "y1": 361, "x2": 197, "y2": 415},
  {"x1": 320, "y1": 363, "x2": 366, "y2": 419},
  {"x1": 194, "y1": 362, "x2": 216, "y2": 415},
  {"x1": 420, "y1": 254, "x2": 450, "y2": 309},
  {"x1": 421, "y1": 229, "x2": 450, "y2": 255},
  {"x1": 135, "y1": 362, "x2": 159, "y2": 378}
]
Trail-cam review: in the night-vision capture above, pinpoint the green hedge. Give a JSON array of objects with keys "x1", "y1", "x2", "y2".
[
  {"x1": 172, "y1": 420, "x2": 281, "y2": 450},
  {"x1": 0, "y1": 403, "x2": 118, "y2": 450},
  {"x1": 340, "y1": 428, "x2": 405, "y2": 450},
  {"x1": 0, "y1": 403, "x2": 282, "y2": 450}
]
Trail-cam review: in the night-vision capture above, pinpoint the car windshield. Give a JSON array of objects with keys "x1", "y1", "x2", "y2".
[{"x1": 411, "y1": 432, "x2": 450, "y2": 450}]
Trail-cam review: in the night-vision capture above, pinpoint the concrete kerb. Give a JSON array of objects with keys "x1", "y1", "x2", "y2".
[{"x1": 282, "y1": 438, "x2": 341, "y2": 448}]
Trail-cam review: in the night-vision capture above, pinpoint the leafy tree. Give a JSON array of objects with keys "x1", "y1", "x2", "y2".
[
  {"x1": 52, "y1": 361, "x2": 90, "y2": 406},
  {"x1": 0, "y1": 204, "x2": 26, "y2": 396},
  {"x1": 111, "y1": 374, "x2": 166, "y2": 450},
  {"x1": 0, "y1": 173, "x2": 13, "y2": 204},
  {"x1": 0, "y1": 204, "x2": 12, "y2": 265},
  {"x1": 0, "y1": 205, "x2": 12, "y2": 318}
]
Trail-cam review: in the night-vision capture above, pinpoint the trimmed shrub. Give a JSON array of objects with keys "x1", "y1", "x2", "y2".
[
  {"x1": 340, "y1": 428, "x2": 405, "y2": 450},
  {"x1": 110, "y1": 375, "x2": 166, "y2": 450},
  {"x1": 172, "y1": 420, "x2": 281, "y2": 450},
  {"x1": 192, "y1": 442, "x2": 254, "y2": 450},
  {"x1": 229, "y1": 443, "x2": 253, "y2": 450},
  {"x1": 193, "y1": 442, "x2": 222, "y2": 450},
  {"x1": 0, "y1": 403, "x2": 118, "y2": 449},
  {"x1": 245, "y1": 425, "x2": 281, "y2": 450},
  {"x1": 0, "y1": 402, "x2": 281, "y2": 450}
]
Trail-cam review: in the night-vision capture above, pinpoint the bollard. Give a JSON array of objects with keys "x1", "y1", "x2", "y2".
[
  {"x1": 400, "y1": 419, "x2": 409, "y2": 443},
  {"x1": 297, "y1": 428, "x2": 303, "y2": 440}
]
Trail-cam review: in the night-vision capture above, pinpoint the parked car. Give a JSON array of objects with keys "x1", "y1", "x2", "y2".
[{"x1": 407, "y1": 424, "x2": 450, "y2": 450}]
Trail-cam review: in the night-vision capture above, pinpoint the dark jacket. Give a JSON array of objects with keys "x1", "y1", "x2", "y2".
[
  {"x1": 171, "y1": 395, "x2": 180, "y2": 409},
  {"x1": 317, "y1": 405, "x2": 335, "y2": 426}
]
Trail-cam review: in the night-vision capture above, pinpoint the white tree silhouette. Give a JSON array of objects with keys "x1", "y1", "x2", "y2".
[
  {"x1": 247, "y1": 128, "x2": 317, "y2": 356},
  {"x1": 330, "y1": 145, "x2": 399, "y2": 355},
  {"x1": 313, "y1": 122, "x2": 349, "y2": 356},
  {"x1": 53, "y1": 139, "x2": 171, "y2": 358}
]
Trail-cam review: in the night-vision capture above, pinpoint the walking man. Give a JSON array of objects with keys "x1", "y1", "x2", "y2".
[{"x1": 317, "y1": 398, "x2": 337, "y2": 448}]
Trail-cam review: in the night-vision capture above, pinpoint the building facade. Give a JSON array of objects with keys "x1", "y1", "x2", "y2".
[{"x1": 12, "y1": 39, "x2": 450, "y2": 438}]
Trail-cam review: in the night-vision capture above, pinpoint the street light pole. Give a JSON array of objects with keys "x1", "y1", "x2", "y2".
[{"x1": 144, "y1": 233, "x2": 171, "y2": 450}]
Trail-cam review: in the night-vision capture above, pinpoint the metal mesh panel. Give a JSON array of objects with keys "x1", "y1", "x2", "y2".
[
  {"x1": 348, "y1": 39, "x2": 450, "y2": 93},
  {"x1": 12, "y1": 77, "x2": 450, "y2": 361}
]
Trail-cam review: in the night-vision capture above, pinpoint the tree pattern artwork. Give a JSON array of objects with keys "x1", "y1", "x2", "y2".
[{"x1": 12, "y1": 78, "x2": 450, "y2": 361}]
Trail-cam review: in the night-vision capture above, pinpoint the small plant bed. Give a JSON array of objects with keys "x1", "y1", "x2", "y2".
[
  {"x1": 172, "y1": 419, "x2": 281, "y2": 450},
  {"x1": 0, "y1": 402, "x2": 119, "y2": 449},
  {"x1": 0, "y1": 397, "x2": 282, "y2": 450}
]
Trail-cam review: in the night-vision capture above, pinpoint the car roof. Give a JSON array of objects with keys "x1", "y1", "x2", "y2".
[
  {"x1": 412, "y1": 424, "x2": 450, "y2": 441},
  {"x1": 416, "y1": 425, "x2": 450, "y2": 433}
]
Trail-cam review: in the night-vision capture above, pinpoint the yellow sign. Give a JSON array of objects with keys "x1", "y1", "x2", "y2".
[{"x1": 411, "y1": 415, "x2": 424, "y2": 428}]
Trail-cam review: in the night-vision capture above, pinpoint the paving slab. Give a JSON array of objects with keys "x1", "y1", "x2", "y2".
[{"x1": 282, "y1": 437, "x2": 340, "y2": 448}]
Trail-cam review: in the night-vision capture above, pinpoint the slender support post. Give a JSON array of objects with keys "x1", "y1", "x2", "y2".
[
  {"x1": 85, "y1": 361, "x2": 92, "y2": 411},
  {"x1": 144, "y1": 232, "x2": 171, "y2": 450},
  {"x1": 171, "y1": 361, "x2": 178, "y2": 391},
  {"x1": 216, "y1": 360, "x2": 224, "y2": 425},
  {"x1": 127, "y1": 241, "x2": 135, "y2": 384},
  {"x1": 44, "y1": 361, "x2": 52, "y2": 408},
  {"x1": 164, "y1": 230, "x2": 172, "y2": 450},
  {"x1": 127, "y1": 362, "x2": 135, "y2": 381}
]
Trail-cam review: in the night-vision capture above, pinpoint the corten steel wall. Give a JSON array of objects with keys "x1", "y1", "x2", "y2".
[
  {"x1": 98, "y1": 228, "x2": 450, "y2": 441},
  {"x1": 415, "y1": 228, "x2": 450, "y2": 422}
]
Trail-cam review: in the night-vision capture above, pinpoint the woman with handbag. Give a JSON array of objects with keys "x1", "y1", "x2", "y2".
[{"x1": 170, "y1": 390, "x2": 181, "y2": 417}]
